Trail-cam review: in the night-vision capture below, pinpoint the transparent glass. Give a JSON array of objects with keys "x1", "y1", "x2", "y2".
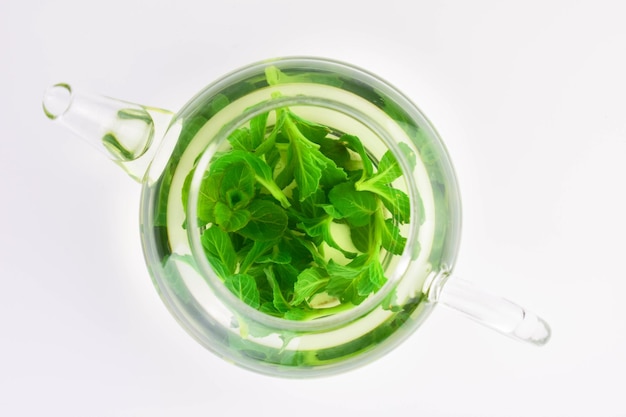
[{"x1": 43, "y1": 57, "x2": 550, "y2": 378}]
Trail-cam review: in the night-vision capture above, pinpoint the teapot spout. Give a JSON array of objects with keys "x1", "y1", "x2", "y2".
[{"x1": 42, "y1": 83, "x2": 173, "y2": 181}]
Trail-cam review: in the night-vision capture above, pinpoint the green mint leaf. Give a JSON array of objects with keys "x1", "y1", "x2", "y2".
[
  {"x1": 213, "y1": 201, "x2": 251, "y2": 232},
  {"x1": 291, "y1": 188, "x2": 327, "y2": 219},
  {"x1": 200, "y1": 226, "x2": 237, "y2": 279},
  {"x1": 239, "y1": 200, "x2": 288, "y2": 241},
  {"x1": 320, "y1": 204, "x2": 345, "y2": 220},
  {"x1": 249, "y1": 112, "x2": 268, "y2": 148},
  {"x1": 380, "y1": 218, "x2": 406, "y2": 255},
  {"x1": 208, "y1": 150, "x2": 290, "y2": 208},
  {"x1": 219, "y1": 162, "x2": 255, "y2": 209},
  {"x1": 196, "y1": 171, "x2": 222, "y2": 225},
  {"x1": 318, "y1": 137, "x2": 351, "y2": 167},
  {"x1": 357, "y1": 257, "x2": 386, "y2": 297},
  {"x1": 239, "y1": 152, "x2": 291, "y2": 208},
  {"x1": 379, "y1": 186, "x2": 410, "y2": 224},
  {"x1": 295, "y1": 236, "x2": 327, "y2": 267},
  {"x1": 240, "y1": 239, "x2": 278, "y2": 273},
  {"x1": 264, "y1": 266, "x2": 291, "y2": 313},
  {"x1": 328, "y1": 182, "x2": 378, "y2": 227},
  {"x1": 281, "y1": 116, "x2": 347, "y2": 201},
  {"x1": 288, "y1": 111, "x2": 331, "y2": 143},
  {"x1": 265, "y1": 66, "x2": 281, "y2": 86},
  {"x1": 349, "y1": 223, "x2": 373, "y2": 254},
  {"x1": 256, "y1": 246, "x2": 291, "y2": 265},
  {"x1": 298, "y1": 216, "x2": 357, "y2": 259},
  {"x1": 372, "y1": 150, "x2": 403, "y2": 185},
  {"x1": 254, "y1": 111, "x2": 285, "y2": 155},
  {"x1": 325, "y1": 257, "x2": 368, "y2": 305},
  {"x1": 263, "y1": 144, "x2": 281, "y2": 171},
  {"x1": 283, "y1": 118, "x2": 325, "y2": 201},
  {"x1": 319, "y1": 156, "x2": 348, "y2": 189},
  {"x1": 292, "y1": 267, "x2": 329, "y2": 306},
  {"x1": 273, "y1": 262, "x2": 300, "y2": 289},
  {"x1": 225, "y1": 274, "x2": 260, "y2": 309},
  {"x1": 289, "y1": 142, "x2": 324, "y2": 201},
  {"x1": 278, "y1": 238, "x2": 313, "y2": 271},
  {"x1": 338, "y1": 134, "x2": 373, "y2": 179},
  {"x1": 325, "y1": 256, "x2": 387, "y2": 304},
  {"x1": 227, "y1": 127, "x2": 255, "y2": 152},
  {"x1": 274, "y1": 151, "x2": 295, "y2": 189},
  {"x1": 356, "y1": 181, "x2": 410, "y2": 224},
  {"x1": 206, "y1": 150, "x2": 239, "y2": 173}
]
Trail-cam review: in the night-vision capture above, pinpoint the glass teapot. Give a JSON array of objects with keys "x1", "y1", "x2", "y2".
[{"x1": 42, "y1": 57, "x2": 550, "y2": 377}]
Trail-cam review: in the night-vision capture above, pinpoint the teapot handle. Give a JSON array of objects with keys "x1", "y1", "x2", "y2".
[{"x1": 428, "y1": 274, "x2": 551, "y2": 346}]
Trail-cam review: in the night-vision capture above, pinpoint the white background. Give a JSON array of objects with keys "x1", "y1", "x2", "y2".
[{"x1": 2, "y1": 0, "x2": 626, "y2": 416}]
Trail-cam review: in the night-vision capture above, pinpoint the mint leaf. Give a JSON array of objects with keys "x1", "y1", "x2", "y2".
[
  {"x1": 292, "y1": 267, "x2": 329, "y2": 306},
  {"x1": 288, "y1": 111, "x2": 331, "y2": 143},
  {"x1": 254, "y1": 111, "x2": 284, "y2": 155},
  {"x1": 290, "y1": 188, "x2": 326, "y2": 219},
  {"x1": 328, "y1": 182, "x2": 378, "y2": 227},
  {"x1": 380, "y1": 218, "x2": 406, "y2": 255},
  {"x1": 273, "y1": 262, "x2": 300, "y2": 289},
  {"x1": 240, "y1": 239, "x2": 278, "y2": 273},
  {"x1": 319, "y1": 156, "x2": 348, "y2": 189},
  {"x1": 227, "y1": 127, "x2": 254, "y2": 152},
  {"x1": 298, "y1": 216, "x2": 357, "y2": 259},
  {"x1": 356, "y1": 181, "x2": 410, "y2": 224},
  {"x1": 210, "y1": 150, "x2": 290, "y2": 208},
  {"x1": 239, "y1": 200, "x2": 288, "y2": 241},
  {"x1": 200, "y1": 226, "x2": 237, "y2": 279},
  {"x1": 326, "y1": 256, "x2": 386, "y2": 304},
  {"x1": 282, "y1": 117, "x2": 325, "y2": 201},
  {"x1": 219, "y1": 162, "x2": 255, "y2": 209},
  {"x1": 325, "y1": 257, "x2": 368, "y2": 305},
  {"x1": 278, "y1": 238, "x2": 313, "y2": 271},
  {"x1": 357, "y1": 257, "x2": 386, "y2": 296},
  {"x1": 238, "y1": 152, "x2": 291, "y2": 208},
  {"x1": 225, "y1": 274, "x2": 260, "y2": 309},
  {"x1": 320, "y1": 203, "x2": 345, "y2": 220},
  {"x1": 249, "y1": 112, "x2": 268, "y2": 148},
  {"x1": 264, "y1": 266, "x2": 291, "y2": 313},
  {"x1": 295, "y1": 236, "x2": 327, "y2": 267},
  {"x1": 349, "y1": 223, "x2": 374, "y2": 254},
  {"x1": 196, "y1": 171, "x2": 221, "y2": 225},
  {"x1": 213, "y1": 201, "x2": 251, "y2": 232},
  {"x1": 371, "y1": 150, "x2": 402, "y2": 185},
  {"x1": 339, "y1": 134, "x2": 373, "y2": 179},
  {"x1": 280, "y1": 115, "x2": 347, "y2": 200},
  {"x1": 319, "y1": 137, "x2": 351, "y2": 167}
]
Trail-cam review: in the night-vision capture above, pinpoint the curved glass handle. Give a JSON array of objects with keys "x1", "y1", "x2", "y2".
[{"x1": 429, "y1": 274, "x2": 551, "y2": 346}]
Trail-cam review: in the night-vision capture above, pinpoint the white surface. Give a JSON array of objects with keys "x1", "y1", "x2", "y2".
[{"x1": 2, "y1": 1, "x2": 626, "y2": 416}]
